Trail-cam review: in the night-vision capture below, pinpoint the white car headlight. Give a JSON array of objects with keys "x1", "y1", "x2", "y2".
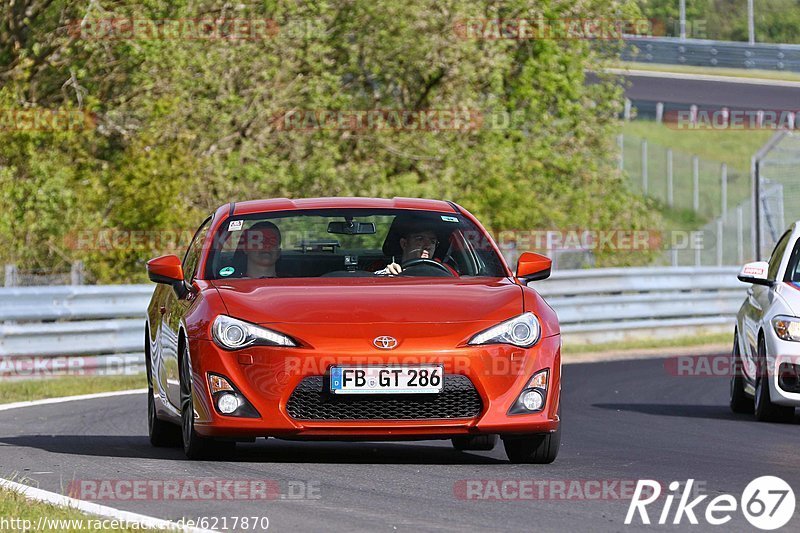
[
  {"x1": 212, "y1": 315, "x2": 297, "y2": 350},
  {"x1": 468, "y1": 312, "x2": 541, "y2": 348},
  {"x1": 772, "y1": 315, "x2": 800, "y2": 342}
]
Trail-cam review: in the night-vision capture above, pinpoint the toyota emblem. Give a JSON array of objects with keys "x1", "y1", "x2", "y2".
[{"x1": 373, "y1": 336, "x2": 398, "y2": 350}]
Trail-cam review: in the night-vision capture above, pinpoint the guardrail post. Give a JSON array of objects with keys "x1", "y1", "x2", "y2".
[
  {"x1": 737, "y1": 205, "x2": 744, "y2": 264},
  {"x1": 623, "y1": 99, "x2": 632, "y2": 121},
  {"x1": 721, "y1": 163, "x2": 728, "y2": 218},
  {"x1": 4, "y1": 264, "x2": 17, "y2": 287},
  {"x1": 692, "y1": 156, "x2": 700, "y2": 212},
  {"x1": 656, "y1": 102, "x2": 664, "y2": 123},
  {"x1": 679, "y1": 0, "x2": 687, "y2": 40},
  {"x1": 751, "y1": 155, "x2": 759, "y2": 260},
  {"x1": 70, "y1": 261, "x2": 85, "y2": 285},
  {"x1": 667, "y1": 149, "x2": 674, "y2": 207},
  {"x1": 641, "y1": 139, "x2": 648, "y2": 195}
]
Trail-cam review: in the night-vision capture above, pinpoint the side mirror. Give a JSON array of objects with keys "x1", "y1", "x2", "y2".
[
  {"x1": 737, "y1": 261, "x2": 773, "y2": 286},
  {"x1": 147, "y1": 255, "x2": 184, "y2": 285},
  {"x1": 516, "y1": 252, "x2": 552, "y2": 283}
]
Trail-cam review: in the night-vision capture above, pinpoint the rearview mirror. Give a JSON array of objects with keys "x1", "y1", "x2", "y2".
[
  {"x1": 327, "y1": 221, "x2": 376, "y2": 235},
  {"x1": 147, "y1": 255, "x2": 184, "y2": 285},
  {"x1": 516, "y1": 252, "x2": 552, "y2": 282},
  {"x1": 737, "y1": 261, "x2": 773, "y2": 286}
]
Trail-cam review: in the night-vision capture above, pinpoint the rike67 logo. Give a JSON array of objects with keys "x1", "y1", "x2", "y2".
[{"x1": 625, "y1": 477, "x2": 795, "y2": 530}]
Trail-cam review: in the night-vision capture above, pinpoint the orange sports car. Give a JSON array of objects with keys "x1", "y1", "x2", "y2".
[{"x1": 145, "y1": 197, "x2": 560, "y2": 462}]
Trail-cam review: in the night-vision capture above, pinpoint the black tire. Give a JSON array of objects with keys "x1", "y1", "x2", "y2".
[
  {"x1": 146, "y1": 328, "x2": 181, "y2": 447},
  {"x1": 754, "y1": 338, "x2": 795, "y2": 423},
  {"x1": 148, "y1": 388, "x2": 182, "y2": 447},
  {"x1": 729, "y1": 331, "x2": 754, "y2": 414},
  {"x1": 451, "y1": 434, "x2": 498, "y2": 451},
  {"x1": 502, "y1": 426, "x2": 560, "y2": 464},
  {"x1": 179, "y1": 341, "x2": 236, "y2": 460}
]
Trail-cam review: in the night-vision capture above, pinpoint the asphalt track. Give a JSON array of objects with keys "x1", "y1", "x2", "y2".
[
  {"x1": 1, "y1": 357, "x2": 799, "y2": 532},
  {"x1": 621, "y1": 72, "x2": 800, "y2": 109}
]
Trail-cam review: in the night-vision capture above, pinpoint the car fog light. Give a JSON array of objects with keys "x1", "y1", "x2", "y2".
[
  {"x1": 521, "y1": 389, "x2": 544, "y2": 411},
  {"x1": 217, "y1": 393, "x2": 240, "y2": 414}
]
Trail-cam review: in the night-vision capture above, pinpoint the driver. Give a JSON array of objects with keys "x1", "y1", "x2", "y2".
[{"x1": 375, "y1": 226, "x2": 457, "y2": 276}]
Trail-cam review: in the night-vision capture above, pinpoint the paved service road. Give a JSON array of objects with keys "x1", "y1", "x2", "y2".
[
  {"x1": 1, "y1": 357, "x2": 798, "y2": 532},
  {"x1": 620, "y1": 71, "x2": 800, "y2": 109}
]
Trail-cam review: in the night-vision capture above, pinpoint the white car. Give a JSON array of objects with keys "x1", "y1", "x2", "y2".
[{"x1": 733, "y1": 223, "x2": 800, "y2": 422}]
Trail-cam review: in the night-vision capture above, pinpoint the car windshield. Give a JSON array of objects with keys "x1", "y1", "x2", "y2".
[{"x1": 203, "y1": 208, "x2": 507, "y2": 279}]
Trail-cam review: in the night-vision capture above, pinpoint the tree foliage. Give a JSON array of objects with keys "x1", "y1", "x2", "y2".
[
  {"x1": 637, "y1": 0, "x2": 800, "y2": 43},
  {"x1": 0, "y1": 0, "x2": 658, "y2": 283}
]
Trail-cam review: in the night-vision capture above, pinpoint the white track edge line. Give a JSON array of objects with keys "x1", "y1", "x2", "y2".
[
  {"x1": 0, "y1": 388, "x2": 147, "y2": 412},
  {"x1": 0, "y1": 477, "x2": 218, "y2": 533}
]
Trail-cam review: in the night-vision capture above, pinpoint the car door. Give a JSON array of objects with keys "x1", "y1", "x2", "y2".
[
  {"x1": 161, "y1": 216, "x2": 212, "y2": 409},
  {"x1": 742, "y1": 231, "x2": 791, "y2": 379}
]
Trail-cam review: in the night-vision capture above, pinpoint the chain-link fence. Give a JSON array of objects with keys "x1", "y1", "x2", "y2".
[
  {"x1": 755, "y1": 131, "x2": 800, "y2": 258},
  {"x1": 619, "y1": 131, "x2": 755, "y2": 266}
]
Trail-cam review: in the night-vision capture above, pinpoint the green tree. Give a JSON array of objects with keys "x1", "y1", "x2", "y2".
[{"x1": 1, "y1": 0, "x2": 658, "y2": 282}]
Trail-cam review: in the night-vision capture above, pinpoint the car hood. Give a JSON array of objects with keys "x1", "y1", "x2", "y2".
[{"x1": 209, "y1": 277, "x2": 523, "y2": 324}]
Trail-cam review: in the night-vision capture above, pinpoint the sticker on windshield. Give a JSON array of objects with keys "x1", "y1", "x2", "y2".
[
  {"x1": 228, "y1": 220, "x2": 243, "y2": 231},
  {"x1": 219, "y1": 266, "x2": 235, "y2": 277},
  {"x1": 441, "y1": 215, "x2": 459, "y2": 223}
]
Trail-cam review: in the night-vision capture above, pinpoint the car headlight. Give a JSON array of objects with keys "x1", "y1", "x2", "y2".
[
  {"x1": 468, "y1": 312, "x2": 541, "y2": 348},
  {"x1": 772, "y1": 315, "x2": 800, "y2": 342},
  {"x1": 212, "y1": 315, "x2": 297, "y2": 350}
]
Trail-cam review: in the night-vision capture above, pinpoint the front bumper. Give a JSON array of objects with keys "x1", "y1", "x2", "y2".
[
  {"x1": 187, "y1": 334, "x2": 561, "y2": 439},
  {"x1": 764, "y1": 334, "x2": 800, "y2": 406}
]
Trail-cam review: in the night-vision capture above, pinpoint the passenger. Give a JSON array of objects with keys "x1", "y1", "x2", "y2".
[{"x1": 235, "y1": 221, "x2": 282, "y2": 278}]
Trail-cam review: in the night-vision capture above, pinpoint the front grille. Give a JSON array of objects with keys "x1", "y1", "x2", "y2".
[{"x1": 286, "y1": 374, "x2": 483, "y2": 421}]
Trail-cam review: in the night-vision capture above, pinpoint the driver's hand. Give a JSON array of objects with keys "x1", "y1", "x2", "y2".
[{"x1": 385, "y1": 262, "x2": 402, "y2": 275}]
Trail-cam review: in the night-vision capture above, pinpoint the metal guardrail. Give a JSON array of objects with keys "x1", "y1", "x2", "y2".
[
  {"x1": 623, "y1": 37, "x2": 800, "y2": 72},
  {"x1": 536, "y1": 266, "x2": 741, "y2": 344},
  {"x1": 0, "y1": 267, "x2": 744, "y2": 376},
  {"x1": 0, "y1": 285, "x2": 153, "y2": 376}
]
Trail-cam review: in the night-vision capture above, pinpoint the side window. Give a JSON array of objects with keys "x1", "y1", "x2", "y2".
[
  {"x1": 783, "y1": 238, "x2": 800, "y2": 282},
  {"x1": 767, "y1": 231, "x2": 791, "y2": 281},
  {"x1": 182, "y1": 216, "x2": 212, "y2": 282}
]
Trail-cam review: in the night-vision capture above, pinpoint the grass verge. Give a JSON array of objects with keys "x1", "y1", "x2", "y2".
[
  {"x1": 0, "y1": 374, "x2": 147, "y2": 404},
  {"x1": 0, "y1": 486, "x2": 149, "y2": 532},
  {"x1": 562, "y1": 332, "x2": 731, "y2": 356},
  {"x1": 613, "y1": 61, "x2": 800, "y2": 83},
  {"x1": 620, "y1": 120, "x2": 771, "y2": 176}
]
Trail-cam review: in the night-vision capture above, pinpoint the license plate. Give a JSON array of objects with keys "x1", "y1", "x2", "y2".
[{"x1": 329, "y1": 365, "x2": 444, "y2": 394}]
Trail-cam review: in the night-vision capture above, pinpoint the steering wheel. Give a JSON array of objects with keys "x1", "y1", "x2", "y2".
[{"x1": 400, "y1": 258, "x2": 455, "y2": 277}]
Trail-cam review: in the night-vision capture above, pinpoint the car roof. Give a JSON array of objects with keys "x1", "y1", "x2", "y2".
[{"x1": 227, "y1": 197, "x2": 459, "y2": 216}]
